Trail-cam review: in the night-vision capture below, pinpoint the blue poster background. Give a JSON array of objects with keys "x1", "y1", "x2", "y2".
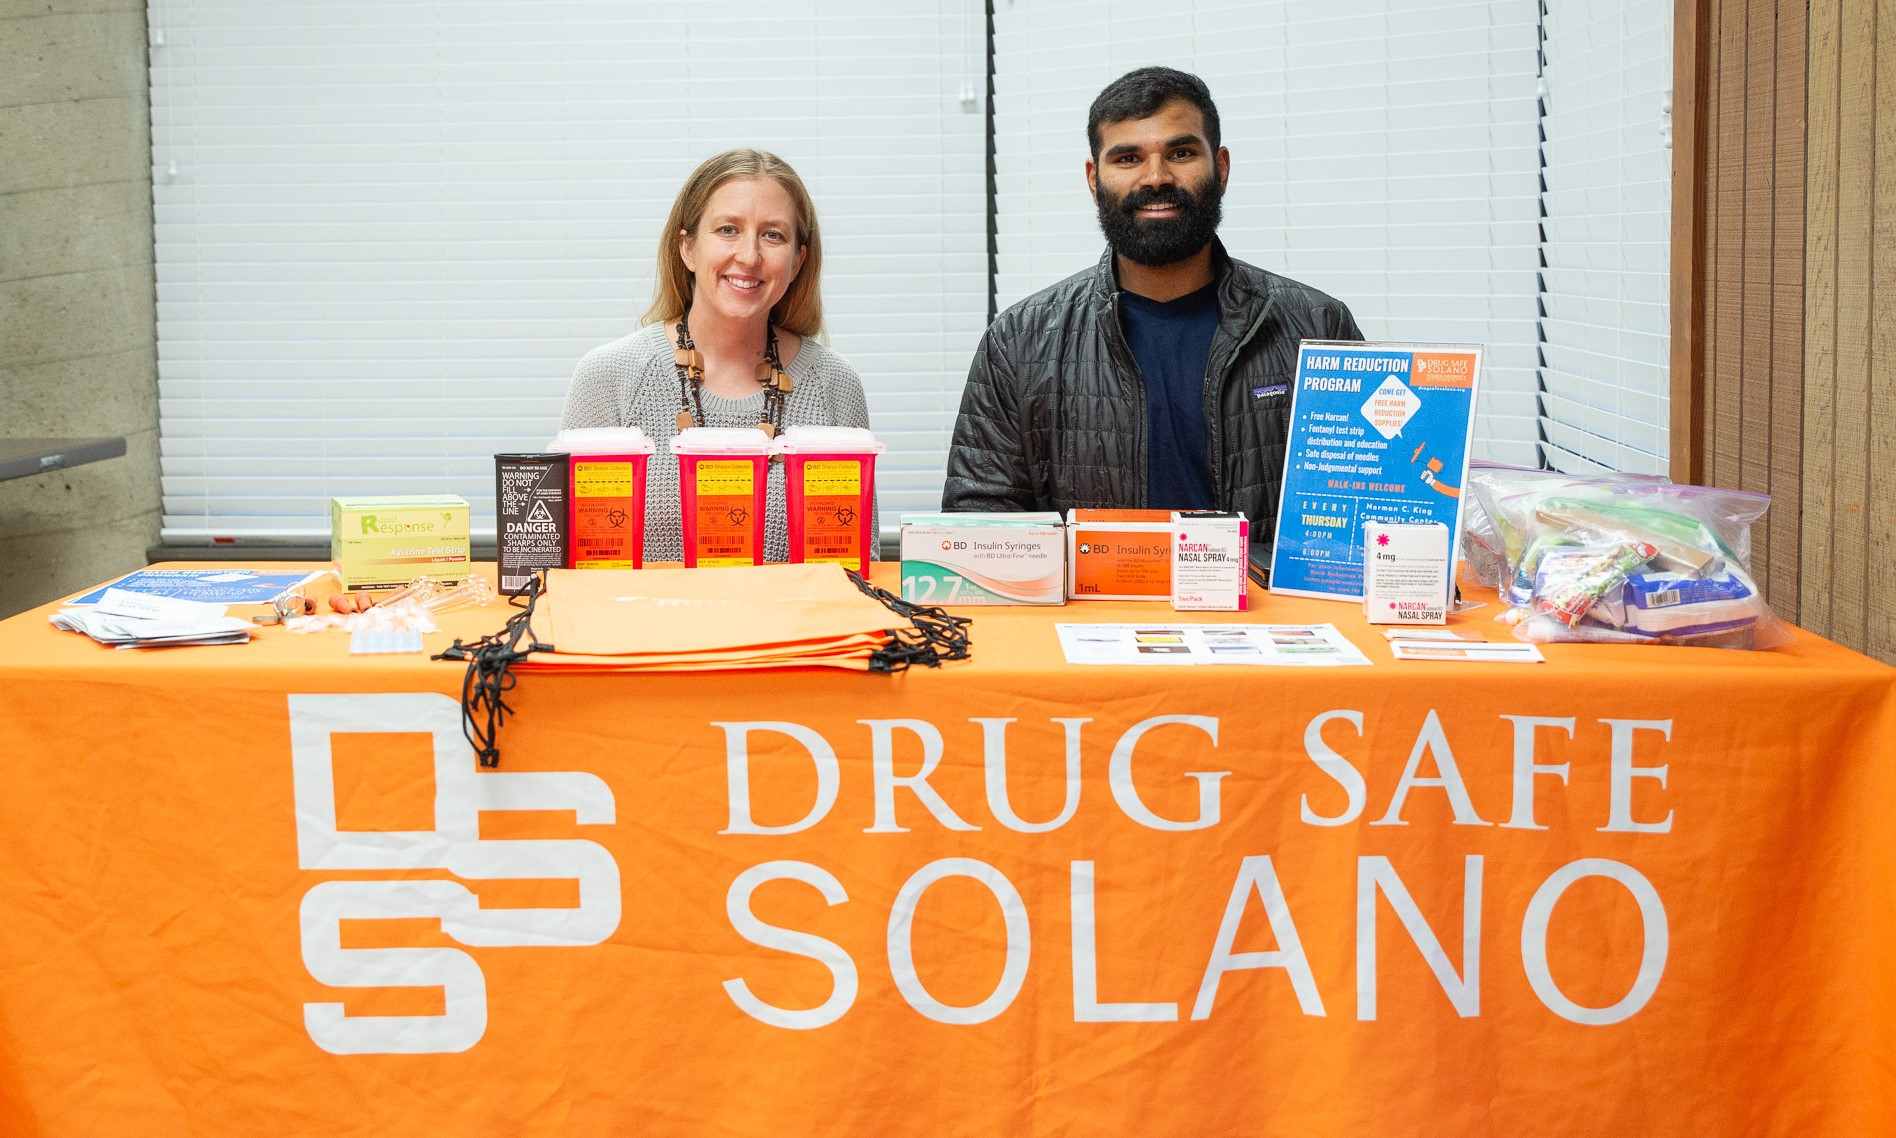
[{"x1": 1269, "y1": 342, "x2": 1480, "y2": 600}]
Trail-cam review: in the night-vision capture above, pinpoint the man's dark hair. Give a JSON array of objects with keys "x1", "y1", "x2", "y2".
[{"x1": 1086, "y1": 67, "x2": 1221, "y2": 159}]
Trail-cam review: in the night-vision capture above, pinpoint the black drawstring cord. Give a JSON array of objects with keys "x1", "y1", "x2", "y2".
[
  {"x1": 846, "y1": 570, "x2": 973, "y2": 672},
  {"x1": 432, "y1": 573, "x2": 552, "y2": 768}
]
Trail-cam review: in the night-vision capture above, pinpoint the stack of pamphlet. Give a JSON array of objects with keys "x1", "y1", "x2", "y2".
[{"x1": 50, "y1": 588, "x2": 253, "y2": 648}]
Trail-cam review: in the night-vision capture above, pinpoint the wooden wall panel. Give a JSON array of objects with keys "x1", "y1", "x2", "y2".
[
  {"x1": 1706, "y1": 1, "x2": 1744, "y2": 491},
  {"x1": 1672, "y1": 1, "x2": 1705, "y2": 483},
  {"x1": 1691, "y1": 0, "x2": 1806, "y2": 619},
  {"x1": 1802, "y1": 0, "x2": 1839, "y2": 636},
  {"x1": 1831, "y1": 0, "x2": 1873, "y2": 652},
  {"x1": 1872, "y1": 0, "x2": 1896, "y2": 663},
  {"x1": 1740, "y1": 0, "x2": 1772, "y2": 575},
  {"x1": 1768, "y1": 0, "x2": 1806, "y2": 606},
  {"x1": 1680, "y1": 0, "x2": 1896, "y2": 661},
  {"x1": 1799, "y1": 0, "x2": 1896, "y2": 661}
]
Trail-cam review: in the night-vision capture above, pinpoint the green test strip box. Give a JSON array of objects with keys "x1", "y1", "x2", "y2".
[
  {"x1": 330, "y1": 495, "x2": 472, "y2": 589},
  {"x1": 898, "y1": 512, "x2": 1066, "y2": 606}
]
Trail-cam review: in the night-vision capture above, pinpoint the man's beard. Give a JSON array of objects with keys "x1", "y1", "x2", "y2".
[{"x1": 1095, "y1": 173, "x2": 1223, "y2": 268}]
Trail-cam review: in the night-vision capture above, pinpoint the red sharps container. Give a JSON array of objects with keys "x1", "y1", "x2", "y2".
[
  {"x1": 670, "y1": 427, "x2": 771, "y2": 567},
  {"x1": 774, "y1": 426, "x2": 883, "y2": 573},
  {"x1": 548, "y1": 427, "x2": 655, "y2": 570}
]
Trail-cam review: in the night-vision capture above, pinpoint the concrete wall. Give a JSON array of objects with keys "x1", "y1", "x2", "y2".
[{"x1": 0, "y1": 0, "x2": 160, "y2": 619}]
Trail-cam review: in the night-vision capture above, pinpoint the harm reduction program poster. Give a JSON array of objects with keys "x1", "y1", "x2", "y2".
[{"x1": 1269, "y1": 341, "x2": 1482, "y2": 601}]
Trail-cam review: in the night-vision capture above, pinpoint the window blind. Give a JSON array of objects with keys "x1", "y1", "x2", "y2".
[
  {"x1": 149, "y1": 0, "x2": 989, "y2": 542},
  {"x1": 991, "y1": 0, "x2": 1544, "y2": 467},
  {"x1": 1535, "y1": 0, "x2": 1672, "y2": 475}
]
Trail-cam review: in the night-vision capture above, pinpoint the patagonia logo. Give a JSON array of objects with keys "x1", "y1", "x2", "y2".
[{"x1": 1251, "y1": 383, "x2": 1288, "y2": 398}]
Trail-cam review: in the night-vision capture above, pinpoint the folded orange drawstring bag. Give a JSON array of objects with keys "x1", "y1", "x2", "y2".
[
  {"x1": 533, "y1": 564, "x2": 909, "y2": 662},
  {"x1": 435, "y1": 564, "x2": 972, "y2": 766}
]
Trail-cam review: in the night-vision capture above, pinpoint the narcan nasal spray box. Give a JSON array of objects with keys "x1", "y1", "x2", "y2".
[
  {"x1": 496, "y1": 454, "x2": 569, "y2": 595},
  {"x1": 1066, "y1": 509, "x2": 1173, "y2": 600},
  {"x1": 1362, "y1": 520, "x2": 1451, "y2": 625},
  {"x1": 899, "y1": 512, "x2": 1065, "y2": 605},
  {"x1": 1170, "y1": 511, "x2": 1249, "y2": 611},
  {"x1": 330, "y1": 495, "x2": 471, "y2": 590}
]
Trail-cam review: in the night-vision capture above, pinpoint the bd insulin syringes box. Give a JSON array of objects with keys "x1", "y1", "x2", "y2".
[
  {"x1": 899, "y1": 512, "x2": 1065, "y2": 605},
  {"x1": 1066, "y1": 509, "x2": 1173, "y2": 600}
]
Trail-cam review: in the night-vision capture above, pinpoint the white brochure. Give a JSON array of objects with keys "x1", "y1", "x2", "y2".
[
  {"x1": 1388, "y1": 640, "x2": 1544, "y2": 664},
  {"x1": 1055, "y1": 623, "x2": 1371, "y2": 667}
]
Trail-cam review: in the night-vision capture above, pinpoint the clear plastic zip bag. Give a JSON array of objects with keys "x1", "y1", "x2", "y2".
[{"x1": 1487, "y1": 480, "x2": 1789, "y2": 649}]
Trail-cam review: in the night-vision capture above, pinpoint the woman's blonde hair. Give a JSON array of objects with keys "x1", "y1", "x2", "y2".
[{"x1": 643, "y1": 148, "x2": 825, "y2": 339}]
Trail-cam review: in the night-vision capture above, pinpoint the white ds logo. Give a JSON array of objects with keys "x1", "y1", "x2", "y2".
[{"x1": 288, "y1": 693, "x2": 620, "y2": 1054}]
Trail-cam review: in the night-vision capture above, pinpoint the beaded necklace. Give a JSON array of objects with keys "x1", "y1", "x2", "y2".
[{"x1": 671, "y1": 312, "x2": 793, "y2": 436}]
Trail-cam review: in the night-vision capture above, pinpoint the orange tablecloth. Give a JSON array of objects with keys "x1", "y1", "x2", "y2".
[{"x1": 1, "y1": 564, "x2": 1893, "y2": 1137}]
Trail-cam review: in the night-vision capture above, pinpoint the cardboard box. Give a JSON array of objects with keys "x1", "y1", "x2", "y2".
[
  {"x1": 1170, "y1": 511, "x2": 1249, "y2": 611},
  {"x1": 331, "y1": 495, "x2": 471, "y2": 589},
  {"x1": 899, "y1": 512, "x2": 1065, "y2": 605},
  {"x1": 1363, "y1": 520, "x2": 1450, "y2": 625},
  {"x1": 1066, "y1": 509, "x2": 1174, "y2": 600}
]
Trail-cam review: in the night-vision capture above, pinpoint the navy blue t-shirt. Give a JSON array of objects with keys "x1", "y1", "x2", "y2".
[{"x1": 1120, "y1": 281, "x2": 1220, "y2": 510}]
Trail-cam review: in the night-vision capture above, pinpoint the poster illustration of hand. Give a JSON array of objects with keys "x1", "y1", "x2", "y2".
[{"x1": 1268, "y1": 341, "x2": 1482, "y2": 601}]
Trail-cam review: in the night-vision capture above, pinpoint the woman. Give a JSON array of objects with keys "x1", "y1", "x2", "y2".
[{"x1": 561, "y1": 149, "x2": 872, "y2": 563}]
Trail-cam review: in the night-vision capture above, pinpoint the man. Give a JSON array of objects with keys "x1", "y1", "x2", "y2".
[{"x1": 942, "y1": 67, "x2": 1362, "y2": 539}]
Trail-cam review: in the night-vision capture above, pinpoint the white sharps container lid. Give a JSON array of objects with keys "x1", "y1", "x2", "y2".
[
  {"x1": 545, "y1": 426, "x2": 656, "y2": 455},
  {"x1": 669, "y1": 426, "x2": 773, "y2": 455},
  {"x1": 772, "y1": 425, "x2": 885, "y2": 455}
]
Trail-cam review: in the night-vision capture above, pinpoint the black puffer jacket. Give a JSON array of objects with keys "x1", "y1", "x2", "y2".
[{"x1": 942, "y1": 243, "x2": 1363, "y2": 537}]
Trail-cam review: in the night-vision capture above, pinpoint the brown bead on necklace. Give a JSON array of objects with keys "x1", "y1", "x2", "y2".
[{"x1": 671, "y1": 313, "x2": 791, "y2": 437}]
